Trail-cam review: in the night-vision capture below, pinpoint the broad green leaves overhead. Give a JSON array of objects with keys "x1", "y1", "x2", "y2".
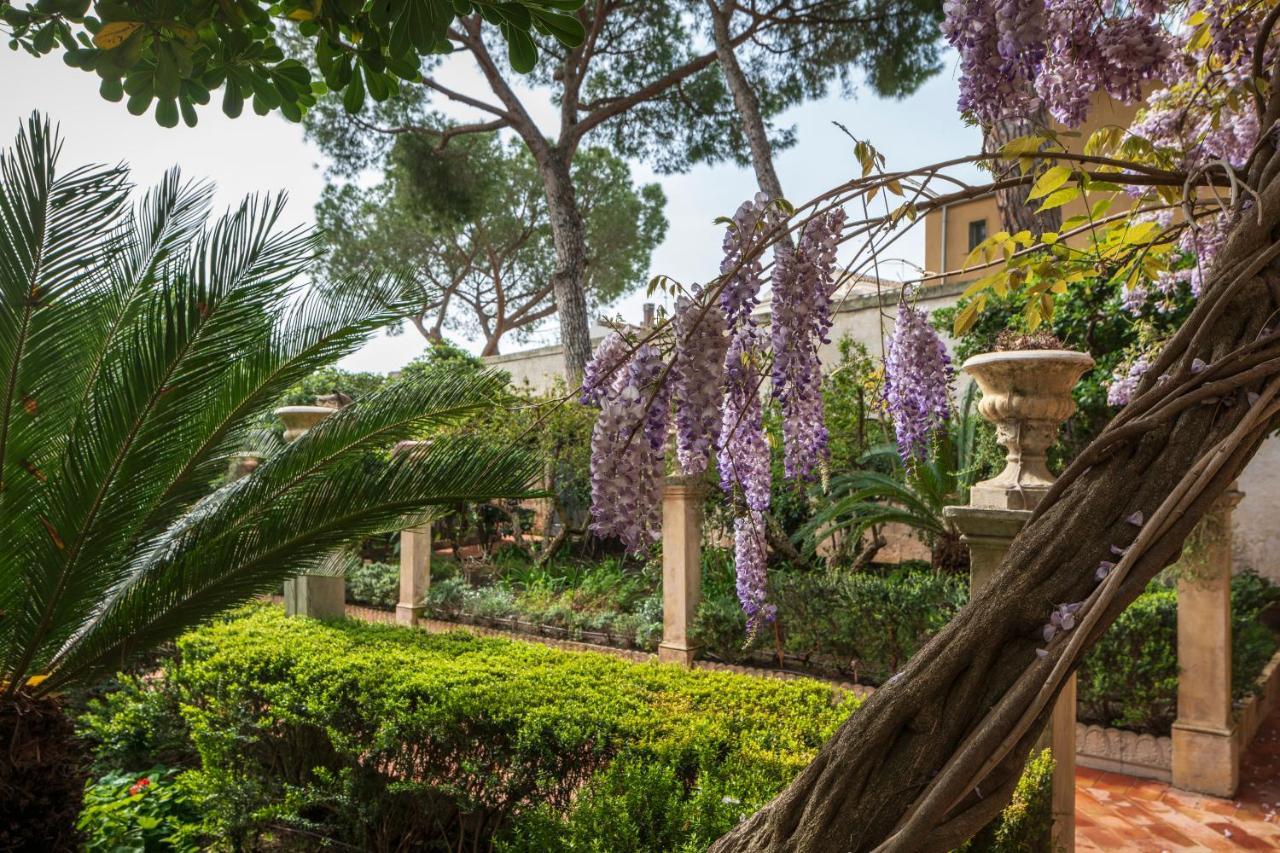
[
  {"x1": 0, "y1": 114, "x2": 537, "y2": 697},
  {"x1": 0, "y1": 0, "x2": 585, "y2": 127}
]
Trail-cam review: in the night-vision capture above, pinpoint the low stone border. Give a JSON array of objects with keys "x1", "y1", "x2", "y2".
[
  {"x1": 1073, "y1": 644, "x2": 1280, "y2": 784},
  {"x1": 1238, "y1": 644, "x2": 1280, "y2": 749},
  {"x1": 1075, "y1": 723, "x2": 1173, "y2": 781}
]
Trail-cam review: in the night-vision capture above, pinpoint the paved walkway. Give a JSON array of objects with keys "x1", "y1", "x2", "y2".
[
  {"x1": 1076, "y1": 708, "x2": 1280, "y2": 851},
  {"x1": 295, "y1": 599, "x2": 1279, "y2": 850}
]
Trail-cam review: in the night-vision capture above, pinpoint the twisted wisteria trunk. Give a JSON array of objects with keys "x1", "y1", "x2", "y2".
[{"x1": 711, "y1": 102, "x2": 1280, "y2": 853}]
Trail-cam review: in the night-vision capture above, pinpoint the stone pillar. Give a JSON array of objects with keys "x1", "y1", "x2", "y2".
[
  {"x1": 658, "y1": 476, "x2": 704, "y2": 666},
  {"x1": 397, "y1": 523, "x2": 432, "y2": 626},
  {"x1": 946, "y1": 506, "x2": 1077, "y2": 852},
  {"x1": 1171, "y1": 487, "x2": 1243, "y2": 797},
  {"x1": 277, "y1": 404, "x2": 346, "y2": 620},
  {"x1": 944, "y1": 347, "x2": 1093, "y2": 853}
]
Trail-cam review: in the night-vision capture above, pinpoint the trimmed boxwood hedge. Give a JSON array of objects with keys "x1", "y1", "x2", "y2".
[{"x1": 79, "y1": 604, "x2": 1050, "y2": 851}]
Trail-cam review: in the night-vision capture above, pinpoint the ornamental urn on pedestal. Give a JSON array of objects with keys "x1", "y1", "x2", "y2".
[{"x1": 962, "y1": 349, "x2": 1095, "y2": 511}]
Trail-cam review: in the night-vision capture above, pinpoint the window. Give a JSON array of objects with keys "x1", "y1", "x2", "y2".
[{"x1": 968, "y1": 219, "x2": 988, "y2": 251}]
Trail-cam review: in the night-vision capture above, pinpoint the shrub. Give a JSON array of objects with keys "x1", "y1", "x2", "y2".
[
  {"x1": 83, "y1": 604, "x2": 1048, "y2": 851},
  {"x1": 960, "y1": 749, "x2": 1054, "y2": 853},
  {"x1": 344, "y1": 561, "x2": 399, "y2": 609},
  {"x1": 78, "y1": 767, "x2": 203, "y2": 853},
  {"x1": 693, "y1": 564, "x2": 967, "y2": 682},
  {"x1": 1077, "y1": 571, "x2": 1280, "y2": 734}
]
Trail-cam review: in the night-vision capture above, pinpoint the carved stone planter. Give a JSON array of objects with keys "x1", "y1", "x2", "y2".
[
  {"x1": 961, "y1": 349, "x2": 1095, "y2": 511},
  {"x1": 274, "y1": 405, "x2": 337, "y2": 443}
]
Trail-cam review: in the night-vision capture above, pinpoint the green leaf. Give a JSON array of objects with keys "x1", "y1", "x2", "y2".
[
  {"x1": 1036, "y1": 185, "x2": 1080, "y2": 212},
  {"x1": 343, "y1": 66, "x2": 365, "y2": 113},
  {"x1": 1027, "y1": 165, "x2": 1071, "y2": 201},
  {"x1": 506, "y1": 27, "x2": 537, "y2": 73}
]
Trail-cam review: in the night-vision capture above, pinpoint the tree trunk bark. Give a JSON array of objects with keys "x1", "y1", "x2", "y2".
[
  {"x1": 711, "y1": 139, "x2": 1280, "y2": 851},
  {"x1": 537, "y1": 147, "x2": 593, "y2": 381},
  {"x1": 982, "y1": 105, "x2": 1062, "y2": 236},
  {"x1": 708, "y1": 0, "x2": 785, "y2": 201}
]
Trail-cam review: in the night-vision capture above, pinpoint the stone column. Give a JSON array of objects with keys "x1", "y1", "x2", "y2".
[
  {"x1": 658, "y1": 475, "x2": 704, "y2": 666},
  {"x1": 1171, "y1": 487, "x2": 1243, "y2": 797},
  {"x1": 397, "y1": 523, "x2": 432, "y2": 626},
  {"x1": 278, "y1": 405, "x2": 346, "y2": 620},
  {"x1": 943, "y1": 347, "x2": 1093, "y2": 853}
]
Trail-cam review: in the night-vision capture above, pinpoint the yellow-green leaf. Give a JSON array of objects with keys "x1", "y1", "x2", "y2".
[
  {"x1": 93, "y1": 21, "x2": 143, "y2": 49},
  {"x1": 1028, "y1": 165, "x2": 1072, "y2": 200},
  {"x1": 1037, "y1": 185, "x2": 1080, "y2": 212}
]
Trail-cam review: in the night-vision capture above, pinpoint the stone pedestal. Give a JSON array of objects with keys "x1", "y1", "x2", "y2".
[
  {"x1": 276, "y1": 404, "x2": 344, "y2": 619},
  {"x1": 1171, "y1": 488, "x2": 1243, "y2": 797},
  {"x1": 942, "y1": 347, "x2": 1092, "y2": 852},
  {"x1": 283, "y1": 574, "x2": 345, "y2": 619},
  {"x1": 945, "y1": 506, "x2": 1077, "y2": 852},
  {"x1": 397, "y1": 524, "x2": 432, "y2": 627},
  {"x1": 658, "y1": 476, "x2": 704, "y2": 666}
]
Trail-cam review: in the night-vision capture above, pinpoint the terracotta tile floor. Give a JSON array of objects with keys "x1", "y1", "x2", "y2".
[{"x1": 1077, "y1": 706, "x2": 1280, "y2": 851}]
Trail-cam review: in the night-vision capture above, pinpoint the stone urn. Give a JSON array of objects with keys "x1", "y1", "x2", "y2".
[
  {"x1": 962, "y1": 349, "x2": 1095, "y2": 511},
  {"x1": 274, "y1": 405, "x2": 335, "y2": 443}
]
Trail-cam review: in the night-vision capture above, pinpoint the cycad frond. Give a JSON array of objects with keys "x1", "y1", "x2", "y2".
[{"x1": 0, "y1": 116, "x2": 537, "y2": 697}]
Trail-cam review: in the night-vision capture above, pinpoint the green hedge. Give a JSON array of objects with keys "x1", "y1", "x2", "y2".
[
  {"x1": 80, "y1": 604, "x2": 1048, "y2": 851},
  {"x1": 1077, "y1": 571, "x2": 1280, "y2": 733},
  {"x1": 694, "y1": 561, "x2": 967, "y2": 683}
]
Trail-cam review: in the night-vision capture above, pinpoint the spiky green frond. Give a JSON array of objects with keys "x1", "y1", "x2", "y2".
[{"x1": 0, "y1": 115, "x2": 537, "y2": 697}]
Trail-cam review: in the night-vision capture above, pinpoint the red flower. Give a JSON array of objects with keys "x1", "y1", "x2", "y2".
[{"x1": 128, "y1": 777, "x2": 151, "y2": 796}]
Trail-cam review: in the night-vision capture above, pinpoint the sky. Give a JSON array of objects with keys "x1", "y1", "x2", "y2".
[{"x1": 1, "y1": 40, "x2": 983, "y2": 374}]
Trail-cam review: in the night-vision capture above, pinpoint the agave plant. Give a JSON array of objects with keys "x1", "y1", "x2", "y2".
[
  {"x1": 799, "y1": 385, "x2": 982, "y2": 572},
  {"x1": 0, "y1": 116, "x2": 537, "y2": 848}
]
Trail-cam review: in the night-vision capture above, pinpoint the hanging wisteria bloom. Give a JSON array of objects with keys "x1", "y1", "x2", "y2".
[
  {"x1": 943, "y1": 0, "x2": 1173, "y2": 125},
  {"x1": 719, "y1": 194, "x2": 772, "y2": 328},
  {"x1": 1106, "y1": 355, "x2": 1151, "y2": 406},
  {"x1": 884, "y1": 301, "x2": 953, "y2": 461},
  {"x1": 718, "y1": 325, "x2": 772, "y2": 512},
  {"x1": 770, "y1": 209, "x2": 846, "y2": 479},
  {"x1": 735, "y1": 511, "x2": 775, "y2": 634},
  {"x1": 579, "y1": 331, "x2": 631, "y2": 407},
  {"x1": 587, "y1": 343, "x2": 669, "y2": 552},
  {"x1": 672, "y1": 293, "x2": 729, "y2": 476}
]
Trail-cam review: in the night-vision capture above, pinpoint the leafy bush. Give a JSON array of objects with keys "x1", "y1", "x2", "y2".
[
  {"x1": 82, "y1": 605, "x2": 1049, "y2": 851},
  {"x1": 77, "y1": 676, "x2": 196, "y2": 777},
  {"x1": 694, "y1": 563, "x2": 968, "y2": 682},
  {"x1": 344, "y1": 560, "x2": 399, "y2": 609},
  {"x1": 1077, "y1": 571, "x2": 1280, "y2": 734},
  {"x1": 78, "y1": 767, "x2": 202, "y2": 853},
  {"x1": 960, "y1": 750, "x2": 1054, "y2": 853}
]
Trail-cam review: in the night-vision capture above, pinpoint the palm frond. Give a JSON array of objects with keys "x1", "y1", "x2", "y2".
[{"x1": 46, "y1": 437, "x2": 538, "y2": 691}]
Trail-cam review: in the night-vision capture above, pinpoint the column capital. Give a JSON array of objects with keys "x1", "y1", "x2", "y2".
[
  {"x1": 942, "y1": 505, "x2": 1032, "y2": 543},
  {"x1": 663, "y1": 473, "x2": 709, "y2": 498}
]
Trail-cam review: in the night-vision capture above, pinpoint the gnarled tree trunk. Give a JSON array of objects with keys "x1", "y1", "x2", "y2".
[{"x1": 711, "y1": 102, "x2": 1280, "y2": 853}]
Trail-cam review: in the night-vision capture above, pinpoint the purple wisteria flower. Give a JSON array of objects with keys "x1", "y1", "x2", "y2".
[
  {"x1": 944, "y1": 0, "x2": 1173, "y2": 126},
  {"x1": 770, "y1": 209, "x2": 846, "y2": 480},
  {"x1": 587, "y1": 344, "x2": 669, "y2": 553},
  {"x1": 884, "y1": 302, "x2": 953, "y2": 461},
  {"x1": 580, "y1": 332, "x2": 631, "y2": 407},
  {"x1": 718, "y1": 325, "x2": 772, "y2": 512},
  {"x1": 735, "y1": 511, "x2": 776, "y2": 634},
  {"x1": 1106, "y1": 355, "x2": 1150, "y2": 406},
  {"x1": 719, "y1": 194, "x2": 772, "y2": 329},
  {"x1": 673, "y1": 293, "x2": 729, "y2": 476}
]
